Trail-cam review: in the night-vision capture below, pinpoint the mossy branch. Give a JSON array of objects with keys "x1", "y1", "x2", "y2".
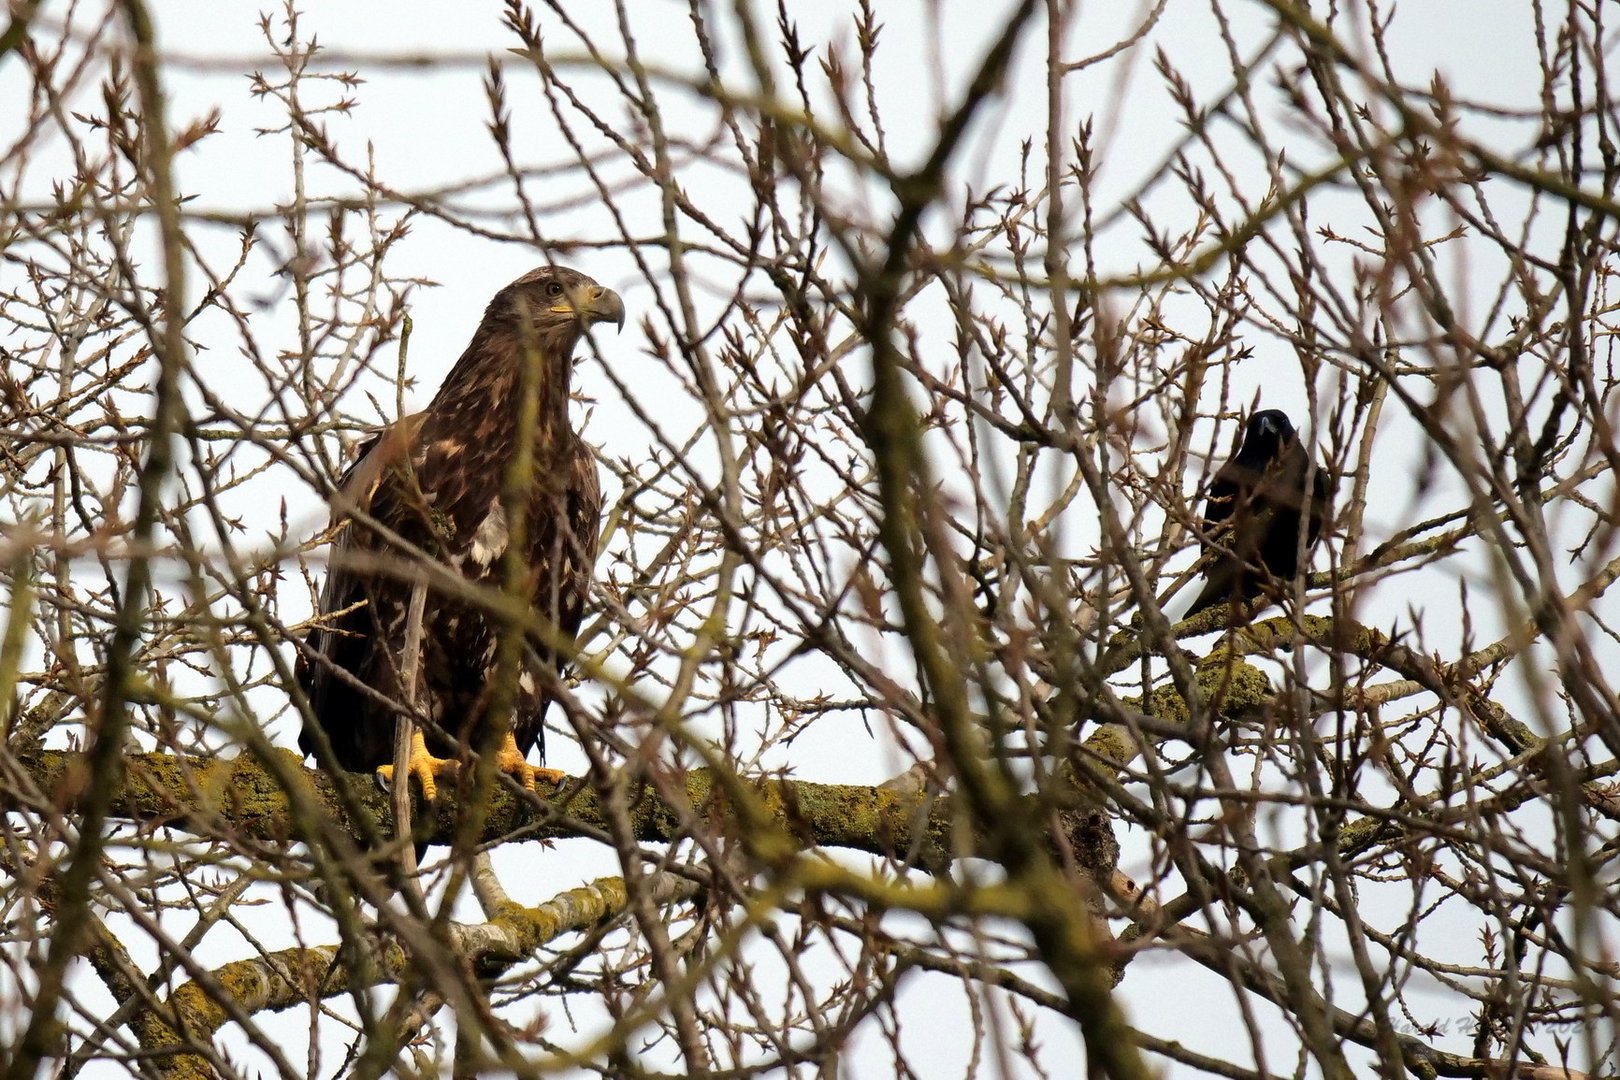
[
  {"x1": 133, "y1": 871, "x2": 696, "y2": 1080},
  {"x1": 12, "y1": 746, "x2": 976, "y2": 868}
]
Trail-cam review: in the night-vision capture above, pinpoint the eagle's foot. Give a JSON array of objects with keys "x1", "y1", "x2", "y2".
[
  {"x1": 376, "y1": 732, "x2": 459, "y2": 802},
  {"x1": 496, "y1": 732, "x2": 568, "y2": 792}
]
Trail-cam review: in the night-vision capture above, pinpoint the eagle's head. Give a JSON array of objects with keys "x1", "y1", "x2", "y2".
[{"x1": 487, "y1": 266, "x2": 626, "y2": 353}]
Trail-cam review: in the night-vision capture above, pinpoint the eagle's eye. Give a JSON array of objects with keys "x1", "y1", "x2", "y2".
[{"x1": 546, "y1": 281, "x2": 564, "y2": 297}]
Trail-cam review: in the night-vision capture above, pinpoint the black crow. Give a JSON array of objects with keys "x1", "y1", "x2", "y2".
[{"x1": 1184, "y1": 409, "x2": 1331, "y2": 620}]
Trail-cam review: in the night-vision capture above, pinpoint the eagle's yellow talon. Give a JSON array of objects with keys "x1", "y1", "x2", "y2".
[
  {"x1": 376, "y1": 731, "x2": 459, "y2": 801},
  {"x1": 495, "y1": 731, "x2": 568, "y2": 791}
]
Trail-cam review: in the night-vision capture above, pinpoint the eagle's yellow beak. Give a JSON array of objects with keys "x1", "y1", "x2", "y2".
[{"x1": 556, "y1": 285, "x2": 625, "y2": 332}]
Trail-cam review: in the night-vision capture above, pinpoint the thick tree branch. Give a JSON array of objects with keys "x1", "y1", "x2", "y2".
[
  {"x1": 137, "y1": 871, "x2": 697, "y2": 1080},
  {"x1": 12, "y1": 747, "x2": 975, "y2": 866}
]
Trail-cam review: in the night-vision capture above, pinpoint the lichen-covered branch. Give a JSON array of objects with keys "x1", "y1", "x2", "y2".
[
  {"x1": 138, "y1": 871, "x2": 696, "y2": 1080},
  {"x1": 13, "y1": 746, "x2": 972, "y2": 865}
]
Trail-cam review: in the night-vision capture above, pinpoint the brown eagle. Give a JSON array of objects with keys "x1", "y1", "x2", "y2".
[
  {"x1": 1185, "y1": 409, "x2": 1332, "y2": 620},
  {"x1": 297, "y1": 266, "x2": 623, "y2": 799}
]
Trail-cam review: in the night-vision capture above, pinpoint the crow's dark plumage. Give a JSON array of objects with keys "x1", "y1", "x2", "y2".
[
  {"x1": 296, "y1": 265, "x2": 623, "y2": 802},
  {"x1": 1184, "y1": 409, "x2": 1331, "y2": 620}
]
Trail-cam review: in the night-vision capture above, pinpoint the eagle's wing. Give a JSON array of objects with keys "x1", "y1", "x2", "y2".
[
  {"x1": 510, "y1": 435, "x2": 602, "y2": 761},
  {"x1": 296, "y1": 413, "x2": 427, "y2": 769}
]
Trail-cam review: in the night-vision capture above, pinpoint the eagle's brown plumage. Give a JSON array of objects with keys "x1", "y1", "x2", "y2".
[{"x1": 297, "y1": 266, "x2": 623, "y2": 796}]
